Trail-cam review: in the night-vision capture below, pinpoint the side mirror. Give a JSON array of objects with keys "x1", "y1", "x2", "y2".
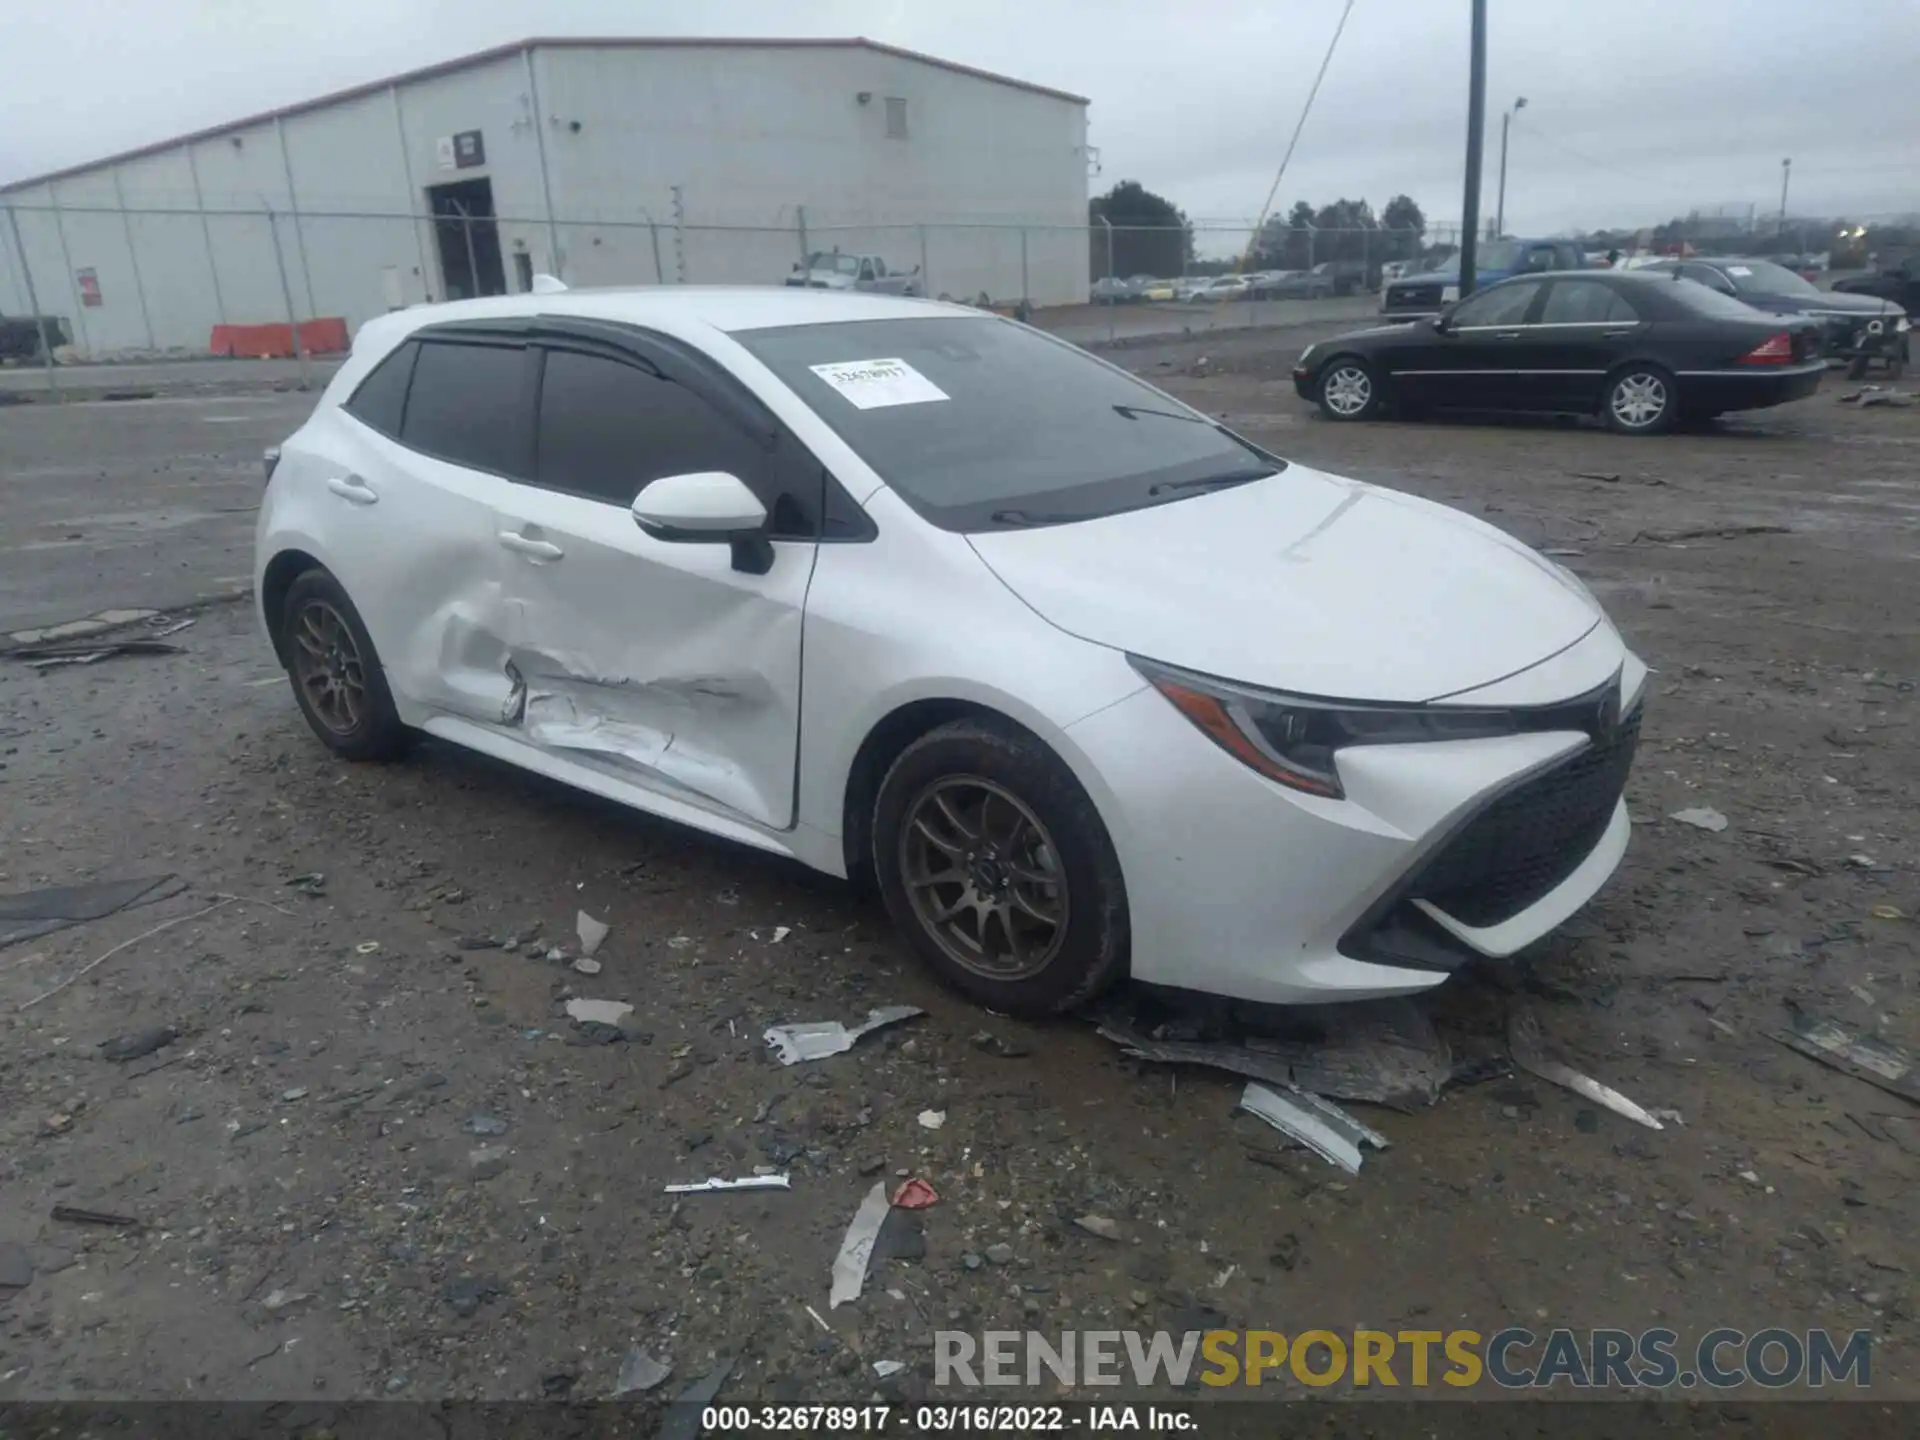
[
  {"x1": 631, "y1": 472, "x2": 774, "y2": 574},
  {"x1": 1430, "y1": 314, "x2": 1451, "y2": 333}
]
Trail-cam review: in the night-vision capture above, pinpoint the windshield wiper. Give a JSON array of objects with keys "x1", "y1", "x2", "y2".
[
  {"x1": 1147, "y1": 467, "x2": 1276, "y2": 498},
  {"x1": 989, "y1": 508, "x2": 1082, "y2": 527},
  {"x1": 1114, "y1": 403, "x2": 1210, "y2": 425}
]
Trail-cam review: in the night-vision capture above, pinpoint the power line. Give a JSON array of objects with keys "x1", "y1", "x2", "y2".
[{"x1": 1241, "y1": 0, "x2": 1356, "y2": 267}]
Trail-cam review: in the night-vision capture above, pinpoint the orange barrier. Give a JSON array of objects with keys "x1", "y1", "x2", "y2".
[{"x1": 208, "y1": 318, "x2": 349, "y2": 359}]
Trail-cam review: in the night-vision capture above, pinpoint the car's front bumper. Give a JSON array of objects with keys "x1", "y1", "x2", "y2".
[{"x1": 1064, "y1": 630, "x2": 1644, "y2": 1004}]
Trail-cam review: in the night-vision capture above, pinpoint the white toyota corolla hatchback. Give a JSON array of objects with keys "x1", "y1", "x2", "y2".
[{"x1": 256, "y1": 285, "x2": 1645, "y2": 1017}]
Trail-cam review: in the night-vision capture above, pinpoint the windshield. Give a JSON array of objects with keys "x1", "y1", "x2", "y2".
[
  {"x1": 805, "y1": 253, "x2": 861, "y2": 276},
  {"x1": 1723, "y1": 259, "x2": 1821, "y2": 297},
  {"x1": 738, "y1": 316, "x2": 1283, "y2": 532},
  {"x1": 1475, "y1": 240, "x2": 1522, "y2": 270}
]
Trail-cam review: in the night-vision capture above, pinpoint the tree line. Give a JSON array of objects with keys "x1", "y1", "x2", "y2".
[{"x1": 1089, "y1": 181, "x2": 1428, "y2": 278}]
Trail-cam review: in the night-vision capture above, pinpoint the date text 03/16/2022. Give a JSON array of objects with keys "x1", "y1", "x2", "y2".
[{"x1": 700, "y1": 1405, "x2": 1195, "y2": 1432}]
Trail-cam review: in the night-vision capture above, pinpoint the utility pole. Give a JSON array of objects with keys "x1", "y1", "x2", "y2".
[
  {"x1": 1778, "y1": 157, "x2": 1792, "y2": 234},
  {"x1": 1458, "y1": 0, "x2": 1487, "y2": 298},
  {"x1": 1494, "y1": 95, "x2": 1526, "y2": 239}
]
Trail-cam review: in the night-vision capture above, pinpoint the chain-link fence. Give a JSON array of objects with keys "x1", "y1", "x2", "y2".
[{"x1": 0, "y1": 198, "x2": 1475, "y2": 376}]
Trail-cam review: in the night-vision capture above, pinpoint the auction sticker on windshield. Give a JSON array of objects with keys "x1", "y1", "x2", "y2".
[{"x1": 808, "y1": 357, "x2": 950, "y2": 409}]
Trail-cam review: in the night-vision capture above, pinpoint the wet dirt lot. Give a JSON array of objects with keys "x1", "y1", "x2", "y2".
[{"x1": 0, "y1": 327, "x2": 1916, "y2": 1419}]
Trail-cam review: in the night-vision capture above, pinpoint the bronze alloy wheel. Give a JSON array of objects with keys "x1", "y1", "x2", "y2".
[
  {"x1": 288, "y1": 597, "x2": 367, "y2": 737},
  {"x1": 896, "y1": 776, "x2": 1068, "y2": 981}
]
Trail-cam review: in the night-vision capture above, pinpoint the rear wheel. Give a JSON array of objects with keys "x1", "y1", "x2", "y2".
[
  {"x1": 1317, "y1": 358, "x2": 1381, "y2": 421},
  {"x1": 1604, "y1": 365, "x2": 1676, "y2": 435},
  {"x1": 873, "y1": 719, "x2": 1128, "y2": 1017},
  {"x1": 281, "y1": 569, "x2": 411, "y2": 761}
]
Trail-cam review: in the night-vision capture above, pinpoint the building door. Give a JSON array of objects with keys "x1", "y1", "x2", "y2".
[{"x1": 428, "y1": 178, "x2": 507, "y2": 300}]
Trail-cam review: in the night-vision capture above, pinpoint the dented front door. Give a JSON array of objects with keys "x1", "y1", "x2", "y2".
[
  {"x1": 489, "y1": 489, "x2": 813, "y2": 828},
  {"x1": 485, "y1": 341, "x2": 819, "y2": 830}
]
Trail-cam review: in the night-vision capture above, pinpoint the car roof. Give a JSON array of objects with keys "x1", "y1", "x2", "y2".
[{"x1": 355, "y1": 285, "x2": 985, "y2": 350}]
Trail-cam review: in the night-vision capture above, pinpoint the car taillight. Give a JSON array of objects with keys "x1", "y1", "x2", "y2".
[
  {"x1": 263, "y1": 446, "x2": 281, "y2": 483},
  {"x1": 1739, "y1": 332, "x2": 1796, "y2": 365}
]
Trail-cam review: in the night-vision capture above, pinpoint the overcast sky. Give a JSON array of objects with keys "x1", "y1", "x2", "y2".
[{"x1": 4, "y1": 0, "x2": 1917, "y2": 240}]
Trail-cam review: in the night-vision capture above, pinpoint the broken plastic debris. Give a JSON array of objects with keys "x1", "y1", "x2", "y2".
[
  {"x1": 916, "y1": 1109, "x2": 947, "y2": 1130},
  {"x1": 614, "y1": 1348, "x2": 673, "y2": 1395},
  {"x1": 764, "y1": 1005, "x2": 923, "y2": 1065},
  {"x1": 1670, "y1": 806, "x2": 1729, "y2": 832},
  {"x1": 891, "y1": 1178, "x2": 939, "y2": 1209},
  {"x1": 564, "y1": 998, "x2": 634, "y2": 1027},
  {"x1": 663, "y1": 1174, "x2": 791, "y2": 1194},
  {"x1": 872, "y1": 1360, "x2": 906, "y2": 1379},
  {"x1": 1100, "y1": 1000, "x2": 1451, "y2": 1112},
  {"x1": 1509, "y1": 1008, "x2": 1664, "y2": 1131},
  {"x1": 576, "y1": 910, "x2": 609, "y2": 958},
  {"x1": 354, "y1": 941, "x2": 381, "y2": 955},
  {"x1": 1238, "y1": 1082, "x2": 1389, "y2": 1175},
  {"x1": 572, "y1": 957, "x2": 602, "y2": 976},
  {"x1": 1870, "y1": 905, "x2": 1906, "y2": 921},
  {"x1": 1772, "y1": 1008, "x2": 1919, "y2": 1105},
  {"x1": 830, "y1": 1181, "x2": 892, "y2": 1308},
  {"x1": 769, "y1": 926, "x2": 792, "y2": 943}
]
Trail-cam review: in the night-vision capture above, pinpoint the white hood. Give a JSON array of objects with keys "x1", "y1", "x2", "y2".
[{"x1": 966, "y1": 464, "x2": 1600, "y2": 703}]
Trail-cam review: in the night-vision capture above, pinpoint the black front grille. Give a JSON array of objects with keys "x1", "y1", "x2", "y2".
[{"x1": 1409, "y1": 705, "x2": 1641, "y2": 927}]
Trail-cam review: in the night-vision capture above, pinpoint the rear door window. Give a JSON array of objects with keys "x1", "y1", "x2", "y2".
[
  {"x1": 400, "y1": 340, "x2": 533, "y2": 478},
  {"x1": 1539, "y1": 282, "x2": 1639, "y2": 325},
  {"x1": 343, "y1": 341, "x2": 417, "y2": 438}
]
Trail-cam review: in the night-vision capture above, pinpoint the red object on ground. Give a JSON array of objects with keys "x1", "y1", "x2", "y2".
[
  {"x1": 208, "y1": 318, "x2": 349, "y2": 359},
  {"x1": 891, "y1": 1178, "x2": 938, "y2": 1209}
]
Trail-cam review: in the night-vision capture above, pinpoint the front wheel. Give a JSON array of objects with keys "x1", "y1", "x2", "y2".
[
  {"x1": 1604, "y1": 365, "x2": 1677, "y2": 435},
  {"x1": 873, "y1": 719, "x2": 1128, "y2": 1017},
  {"x1": 1317, "y1": 358, "x2": 1381, "y2": 421}
]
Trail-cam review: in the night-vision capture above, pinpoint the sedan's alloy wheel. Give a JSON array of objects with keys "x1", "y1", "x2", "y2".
[
  {"x1": 1610, "y1": 371, "x2": 1669, "y2": 429},
  {"x1": 1322, "y1": 364, "x2": 1372, "y2": 417},
  {"x1": 289, "y1": 598, "x2": 366, "y2": 736}
]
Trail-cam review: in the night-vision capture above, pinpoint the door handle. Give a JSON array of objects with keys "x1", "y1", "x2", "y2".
[
  {"x1": 1493, "y1": 330, "x2": 1522, "y2": 339},
  {"x1": 326, "y1": 475, "x2": 378, "y2": 505},
  {"x1": 1602, "y1": 328, "x2": 1637, "y2": 337},
  {"x1": 497, "y1": 531, "x2": 565, "y2": 562}
]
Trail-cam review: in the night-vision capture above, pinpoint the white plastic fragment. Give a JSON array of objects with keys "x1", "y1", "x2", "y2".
[
  {"x1": 1510, "y1": 1008, "x2": 1665, "y2": 1132},
  {"x1": 873, "y1": 1360, "x2": 906, "y2": 1379},
  {"x1": 577, "y1": 910, "x2": 610, "y2": 958},
  {"x1": 830, "y1": 1181, "x2": 892, "y2": 1308},
  {"x1": 917, "y1": 1109, "x2": 946, "y2": 1130},
  {"x1": 664, "y1": 1174, "x2": 791, "y2": 1194},
  {"x1": 564, "y1": 997, "x2": 633, "y2": 1026},
  {"x1": 614, "y1": 1347, "x2": 672, "y2": 1395},
  {"x1": 1238, "y1": 1082, "x2": 1386, "y2": 1175},
  {"x1": 770, "y1": 926, "x2": 792, "y2": 943},
  {"x1": 764, "y1": 1005, "x2": 923, "y2": 1065},
  {"x1": 1669, "y1": 806, "x2": 1729, "y2": 832}
]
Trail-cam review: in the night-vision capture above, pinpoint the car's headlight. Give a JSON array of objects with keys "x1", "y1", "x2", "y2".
[
  {"x1": 1898, "y1": 314, "x2": 1911, "y2": 332},
  {"x1": 1129, "y1": 656, "x2": 1519, "y2": 799}
]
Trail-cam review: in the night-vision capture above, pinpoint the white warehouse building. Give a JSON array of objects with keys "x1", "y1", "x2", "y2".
[{"x1": 0, "y1": 37, "x2": 1092, "y2": 358}]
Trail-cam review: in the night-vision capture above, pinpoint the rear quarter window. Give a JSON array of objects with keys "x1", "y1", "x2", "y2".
[{"x1": 343, "y1": 341, "x2": 417, "y2": 438}]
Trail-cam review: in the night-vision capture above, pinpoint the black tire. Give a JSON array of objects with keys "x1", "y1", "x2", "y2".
[
  {"x1": 280, "y1": 568, "x2": 411, "y2": 762},
  {"x1": 873, "y1": 718, "x2": 1128, "y2": 1017},
  {"x1": 1316, "y1": 357, "x2": 1381, "y2": 422},
  {"x1": 1603, "y1": 363, "x2": 1678, "y2": 435}
]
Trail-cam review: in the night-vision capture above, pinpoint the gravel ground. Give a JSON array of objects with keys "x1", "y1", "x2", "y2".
[{"x1": 0, "y1": 329, "x2": 1916, "y2": 1415}]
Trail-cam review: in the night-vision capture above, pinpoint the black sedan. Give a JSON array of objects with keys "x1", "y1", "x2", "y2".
[
  {"x1": 1641, "y1": 257, "x2": 1908, "y2": 377},
  {"x1": 1292, "y1": 269, "x2": 1825, "y2": 435}
]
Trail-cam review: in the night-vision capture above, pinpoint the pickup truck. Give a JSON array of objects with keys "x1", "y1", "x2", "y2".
[
  {"x1": 785, "y1": 251, "x2": 923, "y2": 296},
  {"x1": 0, "y1": 312, "x2": 72, "y2": 363},
  {"x1": 1379, "y1": 238, "x2": 1588, "y2": 319}
]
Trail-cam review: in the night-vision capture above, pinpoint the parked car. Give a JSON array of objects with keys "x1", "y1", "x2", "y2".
[
  {"x1": 0, "y1": 312, "x2": 71, "y2": 363},
  {"x1": 1090, "y1": 276, "x2": 1135, "y2": 303},
  {"x1": 1173, "y1": 276, "x2": 1213, "y2": 301},
  {"x1": 1194, "y1": 275, "x2": 1252, "y2": 302},
  {"x1": 1268, "y1": 270, "x2": 1336, "y2": 300},
  {"x1": 257, "y1": 285, "x2": 1643, "y2": 1014},
  {"x1": 786, "y1": 251, "x2": 922, "y2": 296},
  {"x1": 1378, "y1": 260, "x2": 1415, "y2": 285},
  {"x1": 1139, "y1": 278, "x2": 1180, "y2": 302},
  {"x1": 1640, "y1": 257, "x2": 1908, "y2": 377},
  {"x1": 1380, "y1": 238, "x2": 1589, "y2": 319},
  {"x1": 1831, "y1": 254, "x2": 1920, "y2": 320},
  {"x1": 1295, "y1": 268, "x2": 1825, "y2": 433},
  {"x1": 1312, "y1": 260, "x2": 1371, "y2": 295}
]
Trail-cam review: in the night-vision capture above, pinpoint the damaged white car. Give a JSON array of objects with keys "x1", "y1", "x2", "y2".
[{"x1": 256, "y1": 286, "x2": 1645, "y2": 1016}]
